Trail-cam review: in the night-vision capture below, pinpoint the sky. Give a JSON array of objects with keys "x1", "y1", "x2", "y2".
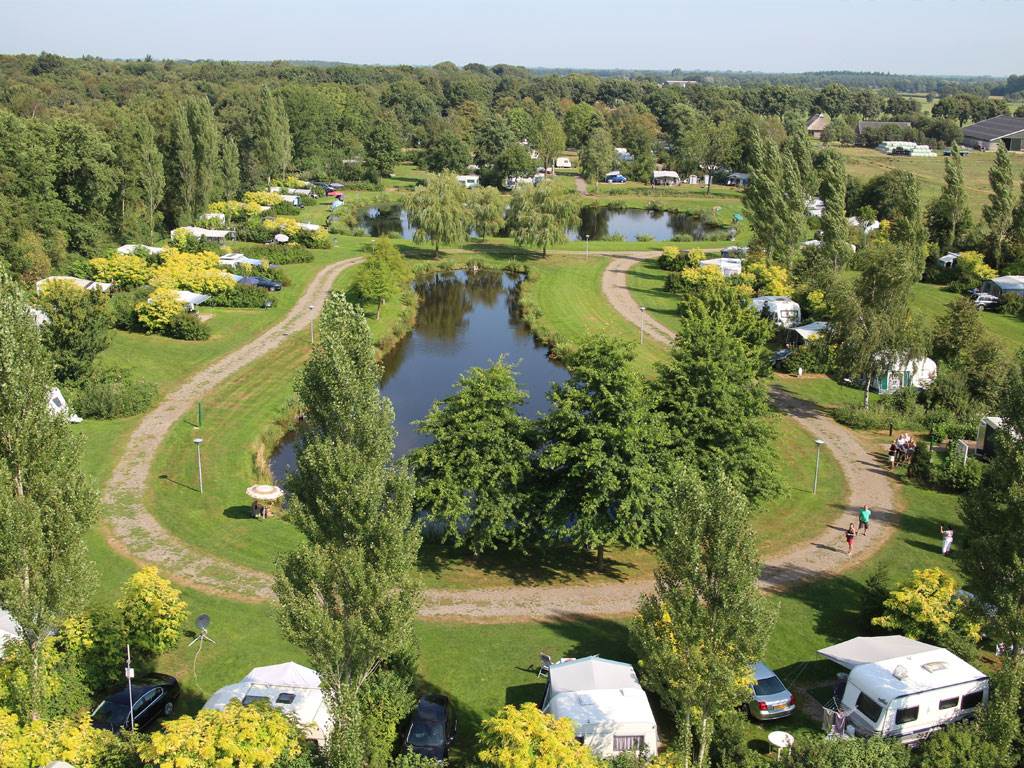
[{"x1": 0, "y1": 0, "x2": 1019, "y2": 77}]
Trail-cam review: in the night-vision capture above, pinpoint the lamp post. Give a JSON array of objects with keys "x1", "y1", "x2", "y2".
[
  {"x1": 194, "y1": 437, "x2": 204, "y2": 495},
  {"x1": 640, "y1": 306, "x2": 646, "y2": 345},
  {"x1": 125, "y1": 644, "x2": 135, "y2": 731},
  {"x1": 813, "y1": 438, "x2": 825, "y2": 494},
  {"x1": 584, "y1": 234, "x2": 590, "y2": 258},
  {"x1": 308, "y1": 304, "x2": 315, "y2": 343}
]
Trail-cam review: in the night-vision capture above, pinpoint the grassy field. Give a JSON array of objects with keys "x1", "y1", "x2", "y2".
[
  {"x1": 836, "y1": 145, "x2": 1024, "y2": 217},
  {"x1": 911, "y1": 281, "x2": 1024, "y2": 353}
]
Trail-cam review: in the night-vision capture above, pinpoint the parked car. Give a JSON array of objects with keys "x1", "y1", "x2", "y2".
[
  {"x1": 238, "y1": 275, "x2": 283, "y2": 291},
  {"x1": 747, "y1": 662, "x2": 795, "y2": 721},
  {"x1": 91, "y1": 674, "x2": 180, "y2": 732},
  {"x1": 402, "y1": 695, "x2": 456, "y2": 760},
  {"x1": 973, "y1": 292, "x2": 1001, "y2": 310},
  {"x1": 604, "y1": 174, "x2": 628, "y2": 183},
  {"x1": 771, "y1": 348, "x2": 794, "y2": 368}
]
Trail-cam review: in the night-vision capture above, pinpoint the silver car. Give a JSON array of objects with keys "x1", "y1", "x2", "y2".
[{"x1": 747, "y1": 662, "x2": 795, "y2": 720}]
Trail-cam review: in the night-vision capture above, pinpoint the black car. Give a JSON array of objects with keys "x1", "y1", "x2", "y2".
[
  {"x1": 403, "y1": 695, "x2": 456, "y2": 760},
  {"x1": 91, "y1": 673, "x2": 180, "y2": 732},
  {"x1": 238, "y1": 275, "x2": 283, "y2": 291}
]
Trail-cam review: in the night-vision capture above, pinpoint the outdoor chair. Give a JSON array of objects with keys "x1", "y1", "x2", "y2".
[{"x1": 538, "y1": 653, "x2": 553, "y2": 678}]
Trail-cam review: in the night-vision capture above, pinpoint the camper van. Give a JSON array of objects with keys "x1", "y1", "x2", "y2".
[
  {"x1": 542, "y1": 656, "x2": 658, "y2": 759},
  {"x1": 751, "y1": 296, "x2": 802, "y2": 328},
  {"x1": 819, "y1": 636, "x2": 988, "y2": 744}
]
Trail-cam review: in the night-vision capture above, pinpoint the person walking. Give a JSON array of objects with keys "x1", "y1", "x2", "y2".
[
  {"x1": 858, "y1": 505, "x2": 872, "y2": 536},
  {"x1": 940, "y1": 526, "x2": 954, "y2": 556},
  {"x1": 845, "y1": 523, "x2": 856, "y2": 556}
]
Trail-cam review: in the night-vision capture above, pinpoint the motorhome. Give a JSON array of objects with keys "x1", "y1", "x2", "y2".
[
  {"x1": 751, "y1": 296, "x2": 802, "y2": 328},
  {"x1": 819, "y1": 636, "x2": 988, "y2": 744}
]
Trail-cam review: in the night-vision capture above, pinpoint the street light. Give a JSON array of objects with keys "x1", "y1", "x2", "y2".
[
  {"x1": 813, "y1": 438, "x2": 825, "y2": 494},
  {"x1": 584, "y1": 234, "x2": 590, "y2": 258},
  {"x1": 640, "y1": 306, "x2": 646, "y2": 345},
  {"x1": 308, "y1": 304, "x2": 315, "y2": 343},
  {"x1": 194, "y1": 437, "x2": 204, "y2": 494},
  {"x1": 125, "y1": 644, "x2": 136, "y2": 731}
]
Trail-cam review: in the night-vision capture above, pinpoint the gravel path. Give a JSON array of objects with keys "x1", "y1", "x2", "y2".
[
  {"x1": 100, "y1": 249, "x2": 900, "y2": 623},
  {"x1": 102, "y1": 256, "x2": 363, "y2": 602},
  {"x1": 598, "y1": 249, "x2": 901, "y2": 594}
]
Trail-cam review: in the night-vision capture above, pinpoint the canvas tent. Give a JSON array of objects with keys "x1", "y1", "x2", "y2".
[
  {"x1": 542, "y1": 656, "x2": 658, "y2": 759},
  {"x1": 699, "y1": 257, "x2": 743, "y2": 277},
  {"x1": 652, "y1": 170, "x2": 681, "y2": 186},
  {"x1": 787, "y1": 321, "x2": 829, "y2": 346},
  {"x1": 35, "y1": 276, "x2": 112, "y2": 294},
  {"x1": 871, "y1": 357, "x2": 937, "y2": 393},
  {"x1": 981, "y1": 275, "x2": 1024, "y2": 298},
  {"x1": 171, "y1": 290, "x2": 211, "y2": 312},
  {"x1": 0, "y1": 608, "x2": 19, "y2": 651},
  {"x1": 219, "y1": 253, "x2": 264, "y2": 268},
  {"x1": 117, "y1": 244, "x2": 164, "y2": 256},
  {"x1": 819, "y1": 636, "x2": 988, "y2": 743},
  {"x1": 203, "y1": 662, "x2": 331, "y2": 745},
  {"x1": 172, "y1": 226, "x2": 231, "y2": 243}
]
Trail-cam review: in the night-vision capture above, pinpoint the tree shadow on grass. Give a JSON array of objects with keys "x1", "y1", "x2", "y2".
[
  {"x1": 159, "y1": 473, "x2": 198, "y2": 493},
  {"x1": 460, "y1": 242, "x2": 542, "y2": 262},
  {"x1": 417, "y1": 543, "x2": 644, "y2": 587}
]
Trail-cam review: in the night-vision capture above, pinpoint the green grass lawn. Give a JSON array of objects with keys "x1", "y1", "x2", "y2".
[
  {"x1": 836, "y1": 145, "x2": 1024, "y2": 217},
  {"x1": 911, "y1": 281, "x2": 1024, "y2": 353}
]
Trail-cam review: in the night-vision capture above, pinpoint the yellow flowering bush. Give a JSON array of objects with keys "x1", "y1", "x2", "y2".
[
  {"x1": 89, "y1": 253, "x2": 153, "y2": 288},
  {"x1": 117, "y1": 567, "x2": 188, "y2": 658},
  {"x1": 243, "y1": 191, "x2": 285, "y2": 207},
  {"x1": 477, "y1": 703, "x2": 600, "y2": 768},
  {"x1": 151, "y1": 249, "x2": 235, "y2": 294},
  {"x1": 741, "y1": 261, "x2": 792, "y2": 296},
  {"x1": 262, "y1": 217, "x2": 330, "y2": 248},
  {"x1": 138, "y1": 700, "x2": 303, "y2": 768},
  {"x1": 208, "y1": 200, "x2": 265, "y2": 220},
  {"x1": 136, "y1": 287, "x2": 185, "y2": 333},
  {"x1": 262, "y1": 216, "x2": 302, "y2": 237},
  {"x1": 0, "y1": 709, "x2": 128, "y2": 768},
  {"x1": 872, "y1": 567, "x2": 982, "y2": 645}
]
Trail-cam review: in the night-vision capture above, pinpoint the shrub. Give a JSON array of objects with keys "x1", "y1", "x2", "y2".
[
  {"x1": 135, "y1": 287, "x2": 184, "y2": 333},
  {"x1": 165, "y1": 312, "x2": 210, "y2": 340},
  {"x1": 117, "y1": 567, "x2": 188, "y2": 659},
  {"x1": 37, "y1": 282, "x2": 111, "y2": 383},
  {"x1": 1003, "y1": 293, "x2": 1024, "y2": 320},
  {"x1": 242, "y1": 190, "x2": 285, "y2": 207},
  {"x1": 70, "y1": 366, "x2": 156, "y2": 419},
  {"x1": 88, "y1": 252, "x2": 152, "y2": 287},
  {"x1": 779, "y1": 338, "x2": 835, "y2": 375},
  {"x1": 151, "y1": 249, "x2": 236, "y2": 294},
  {"x1": 205, "y1": 285, "x2": 276, "y2": 308},
  {"x1": 108, "y1": 286, "x2": 151, "y2": 330},
  {"x1": 636, "y1": 233, "x2": 654, "y2": 242},
  {"x1": 243, "y1": 243, "x2": 314, "y2": 264},
  {"x1": 931, "y1": 449, "x2": 983, "y2": 492},
  {"x1": 834, "y1": 404, "x2": 891, "y2": 430}
]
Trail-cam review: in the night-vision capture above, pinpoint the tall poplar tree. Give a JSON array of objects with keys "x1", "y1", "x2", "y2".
[
  {"x1": 160, "y1": 101, "x2": 196, "y2": 227},
  {"x1": 185, "y1": 97, "x2": 220, "y2": 216},
  {"x1": 928, "y1": 144, "x2": 972, "y2": 252},
  {"x1": 983, "y1": 145, "x2": 1018, "y2": 268},
  {"x1": 745, "y1": 132, "x2": 801, "y2": 267},
  {"x1": 0, "y1": 273, "x2": 98, "y2": 720},
  {"x1": 819, "y1": 150, "x2": 851, "y2": 270},
  {"x1": 110, "y1": 109, "x2": 165, "y2": 240},
  {"x1": 275, "y1": 295, "x2": 420, "y2": 767}
]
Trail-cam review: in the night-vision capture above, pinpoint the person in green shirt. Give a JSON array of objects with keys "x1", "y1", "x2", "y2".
[{"x1": 858, "y1": 505, "x2": 872, "y2": 536}]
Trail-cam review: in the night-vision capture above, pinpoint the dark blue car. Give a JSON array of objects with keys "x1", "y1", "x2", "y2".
[
  {"x1": 91, "y1": 673, "x2": 180, "y2": 733},
  {"x1": 238, "y1": 275, "x2": 283, "y2": 291},
  {"x1": 403, "y1": 695, "x2": 456, "y2": 760}
]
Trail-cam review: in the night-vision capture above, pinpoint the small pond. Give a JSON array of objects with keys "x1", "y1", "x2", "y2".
[
  {"x1": 568, "y1": 206, "x2": 730, "y2": 242},
  {"x1": 270, "y1": 269, "x2": 568, "y2": 478},
  {"x1": 359, "y1": 203, "x2": 729, "y2": 242}
]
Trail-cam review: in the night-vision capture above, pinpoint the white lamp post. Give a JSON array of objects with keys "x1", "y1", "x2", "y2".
[
  {"x1": 640, "y1": 306, "x2": 646, "y2": 345},
  {"x1": 194, "y1": 437, "x2": 204, "y2": 494},
  {"x1": 813, "y1": 439, "x2": 825, "y2": 494},
  {"x1": 125, "y1": 644, "x2": 136, "y2": 731},
  {"x1": 308, "y1": 304, "x2": 315, "y2": 343},
  {"x1": 585, "y1": 234, "x2": 590, "y2": 258}
]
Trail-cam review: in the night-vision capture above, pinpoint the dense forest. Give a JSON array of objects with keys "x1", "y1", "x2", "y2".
[{"x1": 0, "y1": 52, "x2": 1021, "y2": 280}]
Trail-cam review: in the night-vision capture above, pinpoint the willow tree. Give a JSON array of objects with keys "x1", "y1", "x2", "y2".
[
  {"x1": 407, "y1": 172, "x2": 469, "y2": 256},
  {"x1": 0, "y1": 272, "x2": 98, "y2": 720},
  {"x1": 507, "y1": 183, "x2": 579, "y2": 257},
  {"x1": 275, "y1": 294, "x2": 421, "y2": 767}
]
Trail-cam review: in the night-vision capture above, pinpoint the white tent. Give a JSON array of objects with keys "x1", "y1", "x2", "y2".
[
  {"x1": 280, "y1": 194, "x2": 301, "y2": 206},
  {"x1": 219, "y1": 253, "x2": 264, "y2": 268},
  {"x1": 871, "y1": 356, "x2": 937, "y2": 393},
  {"x1": 698, "y1": 257, "x2": 743, "y2": 277},
  {"x1": 201, "y1": 212, "x2": 227, "y2": 224},
  {"x1": 172, "y1": 226, "x2": 231, "y2": 242},
  {"x1": 35, "y1": 276, "x2": 112, "y2": 294},
  {"x1": 938, "y1": 252, "x2": 959, "y2": 269},
  {"x1": 171, "y1": 290, "x2": 211, "y2": 311},
  {"x1": 819, "y1": 636, "x2": 938, "y2": 670},
  {"x1": 0, "y1": 608, "x2": 19, "y2": 651},
  {"x1": 28, "y1": 307, "x2": 49, "y2": 327},
  {"x1": 542, "y1": 656, "x2": 658, "y2": 759},
  {"x1": 297, "y1": 222, "x2": 321, "y2": 232},
  {"x1": 117, "y1": 243, "x2": 164, "y2": 256},
  {"x1": 204, "y1": 662, "x2": 331, "y2": 745}
]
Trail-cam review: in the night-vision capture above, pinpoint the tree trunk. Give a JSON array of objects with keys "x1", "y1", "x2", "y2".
[
  {"x1": 696, "y1": 715, "x2": 711, "y2": 768},
  {"x1": 376, "y1": 300, "x2": 382, "y2": 320},
  {"x1": 596, "y1": 544, "x2": 605, "y2": 566},
  {"x1": 863, "y1": 370, "x2": 873, "y2": 409}
]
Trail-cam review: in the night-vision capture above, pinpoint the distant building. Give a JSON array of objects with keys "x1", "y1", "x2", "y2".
[
  {"x1": 857, "y1": 120, "x2": 912, "y2": 136},
  {"x1": 962, "y1": 116, "x2": 1024, "y2": 151},
  {"x1": 664, "y1": 79, "x2": 698, "y2": 88},
  {"x1": 806, "y1": 113, "x2": 830, "y2": 140}
]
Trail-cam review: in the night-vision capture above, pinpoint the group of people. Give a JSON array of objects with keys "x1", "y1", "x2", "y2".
[
  {"x1": 843, "y1": 505, "x2": 954, "y2": 557},
  {"x1": 888, "y1": 433, "x2": 918, "y2": 468}
]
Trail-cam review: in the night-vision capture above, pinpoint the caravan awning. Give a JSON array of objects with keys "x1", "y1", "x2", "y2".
[{"x1": 818, "y1": 635, "x2": 938, "y2": 670}]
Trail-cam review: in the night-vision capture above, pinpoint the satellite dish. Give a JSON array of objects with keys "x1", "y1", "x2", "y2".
[{"x1": 196, "y1": 614, "x2": 210, "y2": 631}]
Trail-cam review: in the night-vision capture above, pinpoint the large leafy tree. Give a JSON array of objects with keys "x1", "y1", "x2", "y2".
[
  {"x1": 507, "y1": 183, "x2": 579, "y2": 257},
  {"x1": 408, "y1": 172, "x2": 469, "y2": 256},
  {"x1": 0, "y1": 272, "x2": 98, "y2": 720},
  {"x1": 362, "y1": 112, "x2": 401, "y2": 183},
  {"x1": 539, "y1": 336, "x2": 674, "y2": 560},
  {"x1": 654, "y1": 275, "x2": 778, "y2": 503},
  {"x1": 412, "y1": 360, "x2": 534, "y2": 554},
  {"x1": 533, "y1": 110, "x2": 566, "y2": 172},
  {"x1": 158, "y1": 100, "x2": 197, "y2": 228},
  {"x1": 109, "y1": 108, "x2": 165, "y2": 240},
  {"x1": 468, "y1": 186, "x2": 506, "y2": 238},
  {"x1": 353, "y1": 236, "x2": 410, "y2": 319},
  {"x1": 579, "y1": 126, "x2": 614, "y2": 183},
  {"x1": 983, "y1": 145, "x2": 1018, "y2": 268},
  {"x1": 927, "y1": 144, "x2": 972, "y2": 252},
  {"x1": 420, "y1": 120, "x2": 472, "y2": 173},
  {"x1": 668, "y1": 106, "x2": 738, "y2": 196},
  {"x1": 37, "y1": 282, "x2": 110, "y2": 383},
  {"x1": 960, "y1": 353, "x2": 1024, "y2": 649},
  {"x1": 830, "y1": 237, "x2": 927, "y2": 408},
  {"x1": 631, "y1": 472, "x2": 775, "y2": 768},
  {"x1": 275, "y1": 294, "x2": 420, "y2": 767},
  {"x1": 477, "y1": 703, "x2": 600, "y2": 768},
  {"x1": 52, "y1": 117, "x2": 118, "y2": 255}
]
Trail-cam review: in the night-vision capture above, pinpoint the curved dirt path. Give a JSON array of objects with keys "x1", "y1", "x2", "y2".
[
  {"x1": 599, "y1": 249, "x2": 901, "y2": 593},
  {"x1": 102, "y1": 256, "x2": 363, "y2": 602}
]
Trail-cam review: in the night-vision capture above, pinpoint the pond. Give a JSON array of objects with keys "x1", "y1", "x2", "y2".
[
  {"x1": 359, "y1": 203, "x2": 730, "y2": 242},
  {"x1": 270, "y1": 269, "x2": 568, "y2": 479},
  {"x1": 568, "y1": 206, "x2": 730, "y2": 242}
]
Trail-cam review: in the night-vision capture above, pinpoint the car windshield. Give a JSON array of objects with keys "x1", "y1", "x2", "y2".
[
  {"x1": 408, "y1": 719, "x2": 444, "y2": 747},
  {"x1": 753, "y1": 676, "x2": 787, "y2": 696},
  {"x1": 92, "y1": 700, "x2": 130, "y2": 725}
]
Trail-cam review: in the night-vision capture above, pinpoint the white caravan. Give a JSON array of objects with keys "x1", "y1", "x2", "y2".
[
  {"x1": 819, "y1": 636, "x2": 988, "y2": 744},
  {"x1": 751, "y1": 296, "x2": 802, "y2": 328}
]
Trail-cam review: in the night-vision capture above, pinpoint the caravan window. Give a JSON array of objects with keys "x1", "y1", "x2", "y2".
[
  {"x1": 962, "y1": 691, "x2": 984, "y2": 709},
  {"x1": 939, "y1": 697, "x2": 959, "y2": 710},
  {"x1": 275, "y1": 692, "x2": 296, "y2": 704},
  {"x1": 895, "y1": 706, "x2": 919, "y2": 725},
  {"x1": 856, "y1": 692, "x2": 883, "y2": 723},
  {"x1": 613, "y1": 735, "x2": 645, "y2": 752}
]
